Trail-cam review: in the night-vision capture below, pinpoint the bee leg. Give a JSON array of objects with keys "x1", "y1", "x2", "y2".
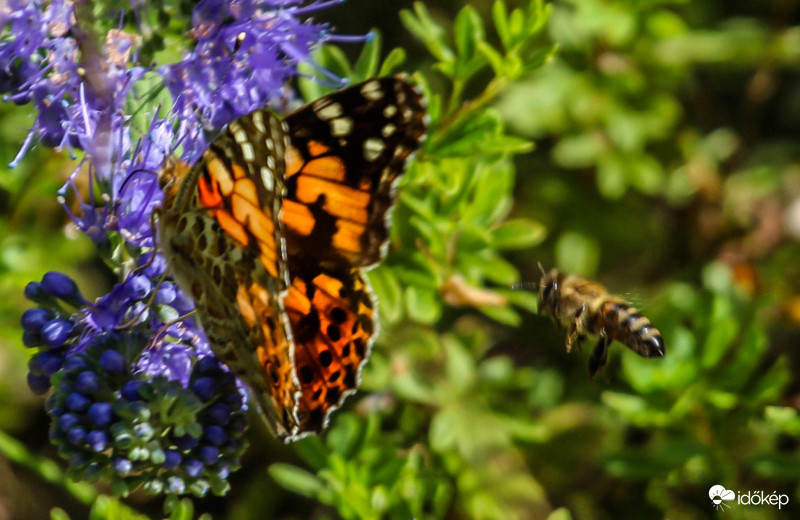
[
  {"x1": 588, "y1": 335, "x2": 610, "y2": 378},
  {"x1": 565, "y1": 304, "x2": 586, "y2": 354}
]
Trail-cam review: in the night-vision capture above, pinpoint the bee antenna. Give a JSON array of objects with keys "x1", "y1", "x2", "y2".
[{"x1": 537, "y1": 262, "x2": 546, "y2": 277}]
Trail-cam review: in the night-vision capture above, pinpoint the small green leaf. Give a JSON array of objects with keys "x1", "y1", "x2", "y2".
[
  {"x1": 317, "y1": 45, "x2": 353, "y2": 80},
  {"x1": 489, "y1": 218, "x2": 547, "y2": 250},
  {"x1": 50, "y1": 509, "x2": 71, "y2": 520},
  {"x1": 454, "y1": 6, "x2": 484, "y2": 64},
  {"x1": 378, "y1": 47, "x2": 407, "y2": 76},
  {"x1": 477, "y1": 40, "x2": 505, "y2": 76},
  {"x1": 701, "y1": 317, "x2": 738, "y2": 369},
  {"x1": 168, "y1": 498, "x2": 194, "y2": 520},
  {"x1": 352, "y1": 30, "x2": 381, "y2": 82},
  {"x1": 492, "y1": 0, "x2": 511, "y2": 50},
  {"x1": 269, "y1": 464, "x2": 326, "y2": 498},
  {"x1": 443, "y1": 335, "x2": 476, "y2": 394},
  {"x1": 400, "y1": 3, "x2": 454, "y2": 65},
  {"x1": 547, "y1": 508, "x2": 575, "y2": 520},
  {"x1": 429, "y1": 407, "x2": 459, "y2": 451},
  {"x1": 479, "y1": 304, "x2": 521, "y2": 326},
  {"x1": 502, "y1": 287, "x2": 539, "y2": 314},
  {"x1": 405, "y1": 286, "x2": 442, "y2": 324},
  {"x1": 459, "y1": 250, "x2": 519, "y2": 286},
  {"x1": 366, "y1": 268, "x2": 404, "y2": 323}
]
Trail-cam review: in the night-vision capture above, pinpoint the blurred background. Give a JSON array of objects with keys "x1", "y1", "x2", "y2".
[{"x1": 2, "y1": 0, "x2": 800, "y2": 518}]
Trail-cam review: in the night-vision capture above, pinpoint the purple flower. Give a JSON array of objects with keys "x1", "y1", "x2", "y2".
[{"x1": 8, "y1": 0, "x2": 364, "y2": 497}]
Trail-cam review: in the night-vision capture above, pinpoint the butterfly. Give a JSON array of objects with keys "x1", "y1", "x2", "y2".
[{"x1": 158, "y1": 76, "x2": 427, "y2": 441}]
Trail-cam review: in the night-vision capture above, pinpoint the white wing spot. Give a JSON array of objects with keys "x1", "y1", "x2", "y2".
[
  {"x1": 316, "y1": 102, "x2": 343, "y2": 120},
  {"x1": 252, "y1": 111, "x2": 266, "y2": 133},
  {"x1": 241, "y1": 142, "x2": 255, "y2": 162},
  {"x1": 364, "y1": 138, "x2": 385, "y2": 161},
  {"x1": 265, "y1": 138, "x2": 274, "y2": 152},
  {"x1": 267, "y1": 155, "x2": 275, "y2": 170},
  {"x1": 383, "y1": 104, "x2": 397, "y2": 118},
  {"x1": 382, "y1": 123, "x2": 396, "y2": 138},
  {"x1": 331, "y1": 117, "x2": 353, "y2": 137},
  {"x1": 229, "y1": 122, "x2": 248, "y2": 144},
  {"x1": 360, "y1": 80, "x2": 383, "y2": 101},
  {"x1": 260, "y1": 167, "x2": 274, "y2": 191}
]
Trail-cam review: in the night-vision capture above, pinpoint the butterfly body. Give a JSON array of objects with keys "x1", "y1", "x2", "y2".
[{"x1": 159, "y1": 76, "x2": 427, "y2": 441}]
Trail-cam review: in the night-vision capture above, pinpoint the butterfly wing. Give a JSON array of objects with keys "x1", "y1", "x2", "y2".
[
  {"x1": 160, "y1": 108, "x2": 302, "y2": 439},
  {"x1": 279, "y1": 76, "x2": 428, "y2": 436},
  {"x1": 282, "y1": 75, "x2": 428, "y2": 268}
]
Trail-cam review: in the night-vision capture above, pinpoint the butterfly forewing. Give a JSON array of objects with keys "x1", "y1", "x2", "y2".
[
  {"x1": 282, "y1": 76, "x2": 427, "y2": 269},
  {"x1": 160, "y1": 108, "x2": 302, "y2": 438}
]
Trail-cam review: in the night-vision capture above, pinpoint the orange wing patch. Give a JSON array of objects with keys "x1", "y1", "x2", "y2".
[
  {"x1": 283, "y1": 270, "x2": 374, "y2": 433},
  {"x1": 237, "y1": 280, "x2": 301, "y2": 435}
]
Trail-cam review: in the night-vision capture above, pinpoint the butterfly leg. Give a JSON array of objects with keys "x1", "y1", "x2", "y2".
[{"x1": 145, "y1": 309, "x2": 198, "y2": 348}]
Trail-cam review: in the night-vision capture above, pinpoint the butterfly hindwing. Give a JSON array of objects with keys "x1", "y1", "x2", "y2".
[{"x1": 284, "y1": 266, "x2": 376, "y2": 434}]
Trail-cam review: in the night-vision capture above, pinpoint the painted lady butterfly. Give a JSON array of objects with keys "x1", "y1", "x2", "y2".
[{"x1": 159, "y1": 76, "x2": 427, "y2": 441}]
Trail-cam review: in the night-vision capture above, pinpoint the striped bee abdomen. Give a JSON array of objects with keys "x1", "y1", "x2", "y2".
[{"x1": 592, "y1": 300, "x2": 665, "y2": 359}]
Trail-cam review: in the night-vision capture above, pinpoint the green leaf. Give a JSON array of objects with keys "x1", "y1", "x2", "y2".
[
  {"x1": 454, "y1": 6, "x2": 485, "y2": 64},
  {"x1": 547, "y1": 508, "x2": 575, "y2": 520},
  {"x1": 125, "y1": 71, "x2": 172, "y2": 140},
  {"x1": 317, "y1": 45, "x2": 353, "y2": 80},
  {"x1": 700, "y1": 316, "x2": 738, "y2": 369},
  {"x1": 378, "y1": 47, "x2": 407, "y2": 76},
  {"x1": 429, "y1": 407, "x2": 459, "y2": 452},
  {"x1": 50, "y1": 509, "x2": 71, "y2": 520},
  {"x1": 489, "y1": 218, "x2": 547, "y2": 250},
  {"x1": 479, "y1": 304, "x2": 521, "y2": 326},
  {"x1": 492, "y1": 0, "x2": 511, "y2": 50},
  {"x1": 168, "y1": 498, "x2": 194, "y2": 520},
  {"x1": 352, "y1": 30, "x2": 382, "y2": 82},
  {"x1": 502, "y1": 287, "x2": 539, "y2": 313},
  {"x1": 400, "y1": 3, "x2": 454, "y2": 65},
  {"x1": 443, "y1": 335, "x2": 476, "y2": 395},
  {"x1": 459, "y1": 250, "x2": 519, "y2": 286},
  {"x1": 405, "y1": 285, "x2": 442, "y2": 324},
  {"x1": 477, "y1": 40, "x2": 505, "y2": 76},
  {"x1": 269, "y1": 464, "x2": 326, "y2": 498},
  {"x1": 366, "y1": 267, "x2": 404, "y2": 323}
]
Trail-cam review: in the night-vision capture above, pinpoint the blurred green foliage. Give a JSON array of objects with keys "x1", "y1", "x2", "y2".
[{"x1": 2, "y1": 0, "x2": 800, "y2": 519}]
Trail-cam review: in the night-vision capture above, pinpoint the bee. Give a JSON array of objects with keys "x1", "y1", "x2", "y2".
[{"x1": 535, "y1": 266, "x2": 665, "y2": 377}]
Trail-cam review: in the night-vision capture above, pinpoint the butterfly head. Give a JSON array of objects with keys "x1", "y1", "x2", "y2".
[{"x1": 158, "y1": 157, "x2": 191, "y2": 202}]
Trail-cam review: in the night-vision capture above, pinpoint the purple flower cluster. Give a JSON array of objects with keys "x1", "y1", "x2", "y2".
[
  {"x1": 162, "y1": 0, "x2": 358, "y2": 158},
  {"x1": 5, "y1": 0, "x2": 360, "y2": 496}
]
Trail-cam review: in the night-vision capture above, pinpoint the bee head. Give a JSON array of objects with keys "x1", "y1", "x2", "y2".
[{"x1": 537, "y1": 267, "x2": 561, "y2": 315}]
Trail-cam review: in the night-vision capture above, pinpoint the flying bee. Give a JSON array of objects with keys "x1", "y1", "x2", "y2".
[{"x1": 534, "y1": 266, "x2": 665, "y2": 377}]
